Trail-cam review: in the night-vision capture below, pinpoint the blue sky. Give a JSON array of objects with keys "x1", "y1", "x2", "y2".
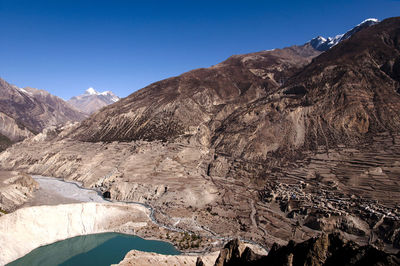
[{"x1": 0, "y1": 0, "x2": 399, "y2": 100}]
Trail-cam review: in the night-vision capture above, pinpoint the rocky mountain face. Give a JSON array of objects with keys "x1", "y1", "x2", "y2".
[
  {"x1": 309, "y1": 18, "x2": 379, "y2": 51},
  {"x1": 1, "y1": 17, "x2": 400, "y2": 255},
  {"x1": 211, "y1": 17, "x2": 400, "y2": 175},
  {"x1": 70, "y1": 44, "x2": 321, "y2": 143},
  {"x1": 68, "y1": 18, "x2": 400, "y2": 180},
  {"x1": 0, "y1": 113, "x2": 32, "y2": 144},
  {"x1": 201, "y1": 18, "x2": 400, "y2": 251},
  {"x1": 0, "y1": 78, "x2": 86, "y2": 149},
  {"x1": 0, "y1": 171, "x2": 38, "y2": 214},
  {"x1": 67, "y1": 87, "x2": 120, "y2": 115},
  {"x1": 117, "y1": 233, "x2": 400, "y2": 265}
]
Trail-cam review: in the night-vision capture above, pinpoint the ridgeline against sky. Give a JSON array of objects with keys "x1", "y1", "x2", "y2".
[{"x1": 0, "y1": 0, "x2": 399, "y2": 99}]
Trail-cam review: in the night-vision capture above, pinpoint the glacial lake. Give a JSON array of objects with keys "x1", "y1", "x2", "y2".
[{"x1": 8, "y1": 233, "x2": 181, "y2": 266}]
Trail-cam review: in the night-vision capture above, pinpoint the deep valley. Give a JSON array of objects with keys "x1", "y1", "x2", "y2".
[{"x1": 1, "y1": 15, "x2": 400, "y2": 266}]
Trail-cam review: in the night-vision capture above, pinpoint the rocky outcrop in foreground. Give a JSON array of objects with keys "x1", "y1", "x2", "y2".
[
  {"x1": 116, "y1": 234, "x2": 400, "y2": 266},
  {"x1": 116, "y1": 250, "x2": 219, "y2": 266},
  {"x1": 213, "y1": 234, "x2": 400, "y2": 266}
]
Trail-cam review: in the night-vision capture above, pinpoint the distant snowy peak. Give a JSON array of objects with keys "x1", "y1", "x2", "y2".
[
  {"x1": 68, "y1": 88, "x2": 120, "y2": 114},
  {"x1": 85, "y1": 87, "x2": 99, "y2": 95},
  {"x1": 84, "y1": 87, "x2": 119, "y2": 102},
  {"x1": 309, "y1": 36, "x2": 329, "y2": 51},
  {"x1": 310, "y1": 18, "x2": 379, "y2": 51}
]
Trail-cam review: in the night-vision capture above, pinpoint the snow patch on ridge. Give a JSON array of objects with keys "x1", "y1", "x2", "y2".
[
  {"x1": 85, "y1": 88, "x2": 118, "y2": 102},
  {"x1": 357, "y1": 18, "x2": 379, "y2": 27},
  {"x1": 309, "y1": 18, "x2": 379, "y2": 51},
  {"x1": 16, "y1": 87, "x2": 33, "y2": 97},
  {"x1": 85, "y1": 87, "x2": 99, "y2": 95}
]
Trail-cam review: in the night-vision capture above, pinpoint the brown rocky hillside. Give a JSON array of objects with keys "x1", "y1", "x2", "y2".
[
  {"x1": 70, "y1": 44, "x2": 321, "y2": 143},
  {"x1": 211, "y1": 17, "x2": 400, "y2": 173},
  {"x1": 0, "y1": 78, "x2": 86, "y2": 148}
]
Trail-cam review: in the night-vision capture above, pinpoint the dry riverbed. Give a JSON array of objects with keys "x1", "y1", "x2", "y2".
[{"x1": 23, "y1": 175, "x2": 107, "y2": 207}]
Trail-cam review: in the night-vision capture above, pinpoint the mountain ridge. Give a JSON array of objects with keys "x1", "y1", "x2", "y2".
[
  {"x1": 69, "y1": 44, "x2": 322, "y2": 143},
  {"x1": 0, "y1": 78, "x2": 87, "y2": 149},
  {"x1": 68, "y1": 17, "x2": 386, "y2": 147},
  {"x1": 309, "y1": 18, "x2": 379, "y2": 51}
]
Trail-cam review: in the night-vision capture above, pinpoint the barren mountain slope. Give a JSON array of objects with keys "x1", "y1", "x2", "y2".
[
  {"x1": 0, "y1": 78, "x2": 86, "y2": 147},
  {"x1": 24, "y1": 87, "x2": 86, "y2": 123},
  {"x1": 70, "y1": 44, "x2": 321, "y2": 144},
  {"x1": 201, "y1": 17, "x2": 400, "y2": 252},
  {"x1": 211, "y1": 17, "x2": 400, "y2": 174},
  {"x1": 0, "y1": 112, "x2": 33, "y2": 143}
]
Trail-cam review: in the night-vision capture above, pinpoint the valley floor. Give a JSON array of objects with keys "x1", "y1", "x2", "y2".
[
  {"x1": 0, "y1": 174, "x2": 229, "y2": 265},
  {"x1": 1, "y1": 133, "x2": 400, "y2": 264}
]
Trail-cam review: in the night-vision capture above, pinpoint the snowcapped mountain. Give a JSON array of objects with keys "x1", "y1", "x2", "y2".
[
  {"x1": 84, "y1": 87, "x2": 119, "y2": 102},
  {"x1": 310, "y1": 18, "x2": 379, "y2": 51},
  {"x1": 68, "y1": 87, "x2": 120, "y2": 115}
]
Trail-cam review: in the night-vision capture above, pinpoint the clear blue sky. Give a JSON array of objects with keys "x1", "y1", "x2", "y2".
[{"x1": 0, "y1": 0, "x2": 399, "y2": 100}]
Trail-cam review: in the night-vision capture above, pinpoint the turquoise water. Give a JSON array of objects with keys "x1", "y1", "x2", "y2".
[{"x1": 8, "y1": 233, "x2": 180, "y2": 266}]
